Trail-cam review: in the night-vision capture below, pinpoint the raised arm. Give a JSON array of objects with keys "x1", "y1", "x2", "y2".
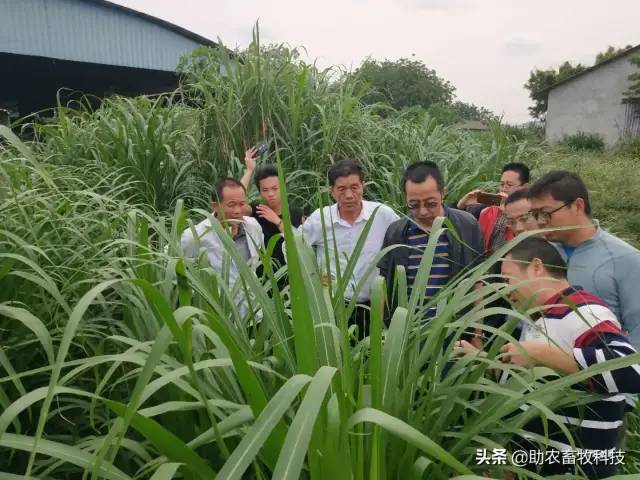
[{"x1": 240, "y1": 147, "x2": 257, "y2": 191}]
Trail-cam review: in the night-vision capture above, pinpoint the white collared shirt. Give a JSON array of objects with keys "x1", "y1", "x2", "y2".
[
  {"x1": 181, "y1": 216, "x2": 264, "y2": 316},
  {"x1": 299, "y1": 200, "x2": 399, "y2": 301}
]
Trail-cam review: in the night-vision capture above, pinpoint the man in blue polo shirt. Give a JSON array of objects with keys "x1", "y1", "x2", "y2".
[{"x1": 527, "y1": 170, "x2": 640, "y2": 349}]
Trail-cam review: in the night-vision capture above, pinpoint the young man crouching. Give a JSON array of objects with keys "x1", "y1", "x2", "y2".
[{"x1": 456, "y1": 237, "x2": 640, "y2": 479}]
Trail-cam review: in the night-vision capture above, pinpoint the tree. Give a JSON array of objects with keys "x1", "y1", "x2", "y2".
[
  {"x1": 624, "y1": 55, "x2": 640, "y2": 104},
  {"x1": 595, "y1": 45, "x2": 633, "y2": 64},
  {"x1": 451, "y1": 100, "x2": 496, "y2": 122},
  {"x1": 353, "y1": 58, "x2": 455, "y2": 110},
  {"x1": 524, "y1": 61, "x2": 587, "y2": 120}
]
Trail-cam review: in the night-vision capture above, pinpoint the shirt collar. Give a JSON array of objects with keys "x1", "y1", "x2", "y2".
[
  {"x1": 543, "y1": 286, "x2": 580, "y2": 307},
  {"x1": 330, "y1": 201, "x2": 373, "y2": 225}
]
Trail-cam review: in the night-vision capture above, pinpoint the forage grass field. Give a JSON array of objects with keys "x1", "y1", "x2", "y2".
[{"x1": 1, "y1": 29, "x2": 640, "y2": 479}]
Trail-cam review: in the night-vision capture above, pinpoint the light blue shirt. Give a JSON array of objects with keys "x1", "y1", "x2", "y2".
[
  {"x1": 298, "y1": 200, "x2": 399, "y2": 302},
  {"x1": 564, "y1": 227, "x2": 640, "y2": 349}
]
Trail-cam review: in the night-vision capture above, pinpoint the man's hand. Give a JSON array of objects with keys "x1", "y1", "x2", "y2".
[
  {"x1": 501, "y1": 341, "x2": 579, "y2": 374},
  {"x1": 457, "y1": 189, "x2": 481, "y2": 209},
  {"x1": 240, "y1": 147, "x2": 258, "y2": 190},
  {"x1": 500, "y1": 342, "x2": 533, "y2": 367},
  {"x1": 244, "y1": 147, "x2": 257, "y2": 171},
  {"x1": 453, "y1": 339, "x2": 484, "y2": 357},
  {"x1": 256, "y1": 205, "x2": 283, "y2": 230}
]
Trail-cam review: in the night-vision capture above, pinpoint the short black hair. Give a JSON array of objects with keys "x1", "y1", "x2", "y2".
[
  {"x1": 504, "y1": 188, "x2": 529, "y2": 206},
  {"x1": 212, "y1": 177, "x2": 245, "y2": 202},
  {"x1": 327, "y1": 159, "x2": 364, "y2": 186},
  {"x1": 402, "y1": 161, "x2": 445, "y2": 193},
  {"x1": 254, "y1": 164, "x2": 279, "y2": 190},
  {"x1": 502, "y1": 162, "x2": 530, "y2": 184},
  {"x1": 506, "y1": 237, "x2": 567, "y2": 279},
  {"x1": 527, "y1": 170, "x2": 591, "y2": 216}
]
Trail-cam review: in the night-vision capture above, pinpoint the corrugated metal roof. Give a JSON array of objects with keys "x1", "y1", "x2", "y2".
[{"x1": 0, "y1": 0, "x2": 217, "y2": 72}]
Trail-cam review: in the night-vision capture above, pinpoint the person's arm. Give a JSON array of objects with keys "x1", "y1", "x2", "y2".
[
  {"x1": 477, "y1": 208, "x2": 495, "y2": 254},
  {"x1": 240, "y1": 147, "x2": 257, "y2": 191},
  {"x1": 377, "y1": 225, "x2": 394, "y2": 281},
  {"x1": 499, "y1": 328, "x2": 640, "y2": 394},
  {"x1": 457, "y1": 189, "x2": 481, "y2": 209},
  {"x1": 500, "y1": 342, "x2": 579, "y2": 374},
  {"x1": 466, "y1": 216, "x2": 485, "y2": 269},
  {"x1": 255, "y1": 205, "x2": 284, "y2": 232},
  {"x1": 377, "y1": 224, "x2": 398, "y2": 323},
  {"x1": 572, "y1": 323, "x2": 640, "y2": 394},
  {"x1": 180, "y1": 227, "x2": 199, "y2": 260},
  {"x1": 616, "y1": 252, "x2": 640, "y2": 349}
]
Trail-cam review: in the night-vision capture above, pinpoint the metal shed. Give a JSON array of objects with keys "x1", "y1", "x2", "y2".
[{"x1": 0, "y1": 0, "x2": 217, "y2": 117}]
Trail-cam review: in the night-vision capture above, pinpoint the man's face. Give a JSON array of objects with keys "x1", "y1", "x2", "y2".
[
  {"x1": 504, "y1": 198, "x2": 537, "y2": 235},
  {"x1": 405, "y1": 177, "x2": 445, "y2": 230},
  {"x1": 330, "y1": 174, "x2": 364, "y2": 214},
  {"x1": 501, "y1": 255, "x2": 539, "y2": 305},
  {"x1": 500, "y1": 170, "x2": 525, "y2": 195},
  {"x1": 258, "y1": 176, "x2": 280, "y2": 209},
  {"x1": 528, "y1": 193, "x2": 577, "y2": 242},
  {"x1": 213, "y1": 186, "x2": 248, "y2": 222}
]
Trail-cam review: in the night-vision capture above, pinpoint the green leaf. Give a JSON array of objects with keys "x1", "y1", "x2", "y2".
[
  {"x1": 217, "y1": 374, "x2": 312, "y2": 480},
  {"x1": 107, "y1": 400, "x2": 217, "y2": 479},
  {"x1": 272, "y1": 366, "x2": 337, "y2": 479},
  {"x1": 0, "y1": 433, "x2": 131, "y2": 480},
  {"x1": 348, "y1": 408, "x2": 472, "y2": 475},
  {"x1": 149, "y1": 463, "x2": 183, "y2": 480}
]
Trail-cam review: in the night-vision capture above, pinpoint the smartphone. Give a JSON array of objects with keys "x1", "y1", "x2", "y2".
[
  {"x1": 254, "y1": 139, "x2": 270, "y2": 156},
  {"x1": 476, "y1": 192, "x2": 504, "y2": 206}
]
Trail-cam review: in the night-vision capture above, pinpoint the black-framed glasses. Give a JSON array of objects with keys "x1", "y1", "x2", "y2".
[
  {"x1": 506, "y1": 211, "x2": 536, "y2": 227},
  {"x1": 530, "y1": 201, "x2": 572, "y2": 224},
  {"x1": 407, "y1": 200, "x2": 442, "y2": 211}
]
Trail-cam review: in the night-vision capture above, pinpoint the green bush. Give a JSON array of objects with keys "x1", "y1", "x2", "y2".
[
  {"x1": 617, "y1": 137, "x2": 640, "y2": 158},
  {"x1": 562, "y1": 131, "x2": 605, "y2": 151}
]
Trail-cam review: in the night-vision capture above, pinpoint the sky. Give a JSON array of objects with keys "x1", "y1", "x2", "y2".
[{"x1": 113, "y1": 0, "x2": 639, "y2": 123}]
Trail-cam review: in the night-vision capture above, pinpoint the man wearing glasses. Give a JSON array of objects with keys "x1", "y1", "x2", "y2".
[
  {"x1": 504, "y1": 188, "x2": 538, "y2": 235},
  {"x1": 379, "y1": 161, "x2": 484, "y2": 320},
  {"x1": 457, "y1": 162, "x2": 530, "y2": 219},
  {"x1": 527, "y1": 170, "x2": 640, "y2": 349}
]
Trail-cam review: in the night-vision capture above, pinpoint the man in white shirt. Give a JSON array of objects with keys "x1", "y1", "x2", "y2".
[
  {"x1": 181, "y1": 178, "x2": 264, "y2": 317},
  {"x1": 298, "y1": 159, "x2": 399, "y2": 337}
]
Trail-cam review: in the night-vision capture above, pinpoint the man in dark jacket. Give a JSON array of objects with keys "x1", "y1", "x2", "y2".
[{"x1": 379, "y1": 161, "x2": 484, "y2": 320}]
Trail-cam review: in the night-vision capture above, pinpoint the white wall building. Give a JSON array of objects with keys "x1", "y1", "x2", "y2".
[{"x1": 545, "y1": 45, "x2": 640, "y2": 147}]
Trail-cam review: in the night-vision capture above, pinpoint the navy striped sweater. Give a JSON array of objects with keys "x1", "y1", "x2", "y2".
[{"x1": 406, "y1": 221, "x2": 451, "y2": 319}]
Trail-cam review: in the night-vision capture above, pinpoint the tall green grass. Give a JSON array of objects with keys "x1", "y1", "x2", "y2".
[
  {"x1": 2, "y1": 128, "x2": 639, "y2": 479},
  {"x1": 1, "y1": 26, "x2": 637, "y2": 479},
  {"x1": 21, "y1": 27, "x2": 538, "y2": 216}
]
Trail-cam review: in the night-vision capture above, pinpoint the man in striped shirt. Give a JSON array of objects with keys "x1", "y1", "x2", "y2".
[
  {"x1": 405, "y1": 222, "x2": 451, "y2": 318},
  {"x1": 379, "y1": 161, "x2": 484, "y2": 321},
  {"x1": 457, "y1": 238, "x2": 640, "y2": 478}
]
